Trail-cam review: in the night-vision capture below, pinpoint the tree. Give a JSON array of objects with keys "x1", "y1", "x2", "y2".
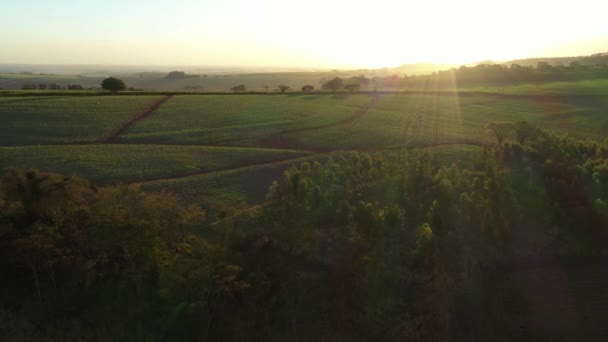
[
  {"x1": 230, "y1": 84, "x2": 246, "y2": 92},
  {"x1": 101, "y1": 77, "x2": 127, "y2": 92},
  {"x1": 486, "y1": 122, "x2": 512, "y2": 144},
  {"x1": 278, "y1": 85, "x2": 290, "y2": 93},
  {"x1": 321, "y1": 77, "x2": 343, "y2": 92},
  {"x1": 301, "y1": 85, "x2": 314, "y2": 92},
  {"x1": 344, "y1": 84, "x2": 360, "y2": 92},
  {"x1": 514, "y1": 121, "x2": 538, "y2": 145},
  {"x1": 165, "y1": 71, "x2": 187, "y2": 79},
  {"x1": 537, "y1": 61, "x2": 553, "y2": 72},
  {"x1": 0, "y1": 169, "x2": 205, "y2": 329}
]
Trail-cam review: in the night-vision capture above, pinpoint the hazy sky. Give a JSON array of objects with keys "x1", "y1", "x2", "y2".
[{"x1": 1, "y1": 0, "x2": 607, "y2": 68}]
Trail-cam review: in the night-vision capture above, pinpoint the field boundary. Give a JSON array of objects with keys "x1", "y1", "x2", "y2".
[{"x1": 99, "y1": 95, "x2": 173, "y2": 143}]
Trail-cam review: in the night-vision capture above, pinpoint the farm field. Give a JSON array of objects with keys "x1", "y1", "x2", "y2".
[
  {"x1": 0, "y1": 95, "x2": 163, "y2": 145},
  {"x1": 119, "y1": 95, "x2": 372, "y2": 146},
  {"x1": 3, "y1": 89, "x2": 608, "y2": 341},
  {"x1": 120, "y1": 93, "x2": 608, "y2": 152},
  {"x1": 0, "y1": 145, "x2": 310, "y2": 185},
  {"x1": 135, "y1": 94, "x2": 599, "y2": 151},
  {"x1": 468, "y1": 79, "x2": 608, "y2": 96},
  {"x1": 2, "y1": 90, "x2": 608, "y2": 207}
]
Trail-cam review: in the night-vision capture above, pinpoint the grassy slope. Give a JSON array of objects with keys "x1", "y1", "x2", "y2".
[
  {"x1": 0, "y1": 96, "x2": 163, "y2": 145},
  {"x1": 0, "y1": 145, "x2": 311, "y2": 184},
  {"x1": 119, "y1": 94, "x2": 373, "y2": 146}
]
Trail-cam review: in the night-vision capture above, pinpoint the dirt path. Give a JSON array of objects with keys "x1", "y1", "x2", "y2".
[
  {"x1": 135, "y1": 153, "x2": 324, "y2": 185},
  {"x1": 99, "y1": 95, "x2": 173, "y2": 143}
]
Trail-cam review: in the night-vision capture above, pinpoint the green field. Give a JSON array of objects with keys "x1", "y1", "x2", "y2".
[
  {"x1": 2, "y1": 85, "x2": 608, "y2": 207},
  {"x1": 0, "y1": 145, "x2": 310, "y2": 184},
  {"x1": 114, "y1": 93, "x2": 608, "y2": 153},
  {"x1": 468, "y1": 79, "x2": 608, "y2": 96},
  {"x1": 223, "y1": 94, "x2": 605, "y2": 150},
  {"x1": 0, "y1": 96, "x2": 163, "y2": 145},
  {"x1": 119, "y1": 95, "x2": 373, "y2": 146}
]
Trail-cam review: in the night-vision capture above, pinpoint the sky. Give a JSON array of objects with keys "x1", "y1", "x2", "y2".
[{"x1": 1, "y1": 0, "x2": 607, "y2": 68}]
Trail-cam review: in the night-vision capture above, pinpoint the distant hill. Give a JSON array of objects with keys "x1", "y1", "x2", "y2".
[{"x1": 504, "y1": 52, "x2": 608, "y2": 67}]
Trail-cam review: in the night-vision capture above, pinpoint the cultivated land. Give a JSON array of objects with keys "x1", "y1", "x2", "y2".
[
  {"x1": 3, "y1": 80, "x2": 608, "y2": 340},
  {"x1": 0, "y1": 96, "x2": 163, "y2": 145},
  {"x1": 1, "y1": 82, "x2": 608, "y2": 207},
  {"x1": 118, "y1": 95, "x2": 371, "y2": 146},
  {"x1": 0, "y1": 145, "x2": 311, "y2": 185}
]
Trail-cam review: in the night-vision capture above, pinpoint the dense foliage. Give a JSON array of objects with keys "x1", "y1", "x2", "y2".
[
  {"x1": 416, "y1": 60, "x2": 608, "y2": 86},
  {"x1": 101, "y1": 77, "x2": 127, "y2": 92},
  {"x1": 2, "y1": 127, "x2": 608, "y2": 340}
]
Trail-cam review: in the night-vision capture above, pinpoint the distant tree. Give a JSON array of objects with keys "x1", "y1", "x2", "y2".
[
  {"x1": 278, "y1": 85, "x2": 290, "y2": 93},
  {"x1": 230, "y1": 84, "x2": 246, "y2": 92},
  {"x1": 165, "y1": 71, "x2": 187, "y2": 79},
  {"x1": 301, "y1": 85, "x2": 314, "y2": 92},
  {"x1": 344, "y1": 84, "x2": 360, "y2": 92},
  {"x1": 38, "y1": 84, "x2": 47, "y2": 90},
  {"x1": 372, "y1": 78, "x2": 379, "y2": 92},
  {"x1": 321, "y1": 77, "x2": 343, "y2": 92},
  {"x1": 67, "y1": 84, "x2": 84, "y2": 90},
  {"x1": 348, "y1": 75, "x2": 370, "y2": 87},
  {"x1": 101, "y1": 77, "x2": 127, "y2": 92},
  {"x1": 514, "y1": 121, "x2": 538, "y2": 145},
  {"x1": 165, "y1": 71, "x2": 199, "y2": 79},
  {"x1": 537, "y1": 62, "x2": 553, "y2": 72},
  {"x1": 48, "y1": 83, "x2": 61, "y2": 90},
  {"x1": 22, "y1": 83, "x2": 37, "y2": 90}
]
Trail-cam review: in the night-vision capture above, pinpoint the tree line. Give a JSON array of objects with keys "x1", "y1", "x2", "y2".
[{"x1": 22, "y1": 83, "x2": 86, "y2": 91}]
